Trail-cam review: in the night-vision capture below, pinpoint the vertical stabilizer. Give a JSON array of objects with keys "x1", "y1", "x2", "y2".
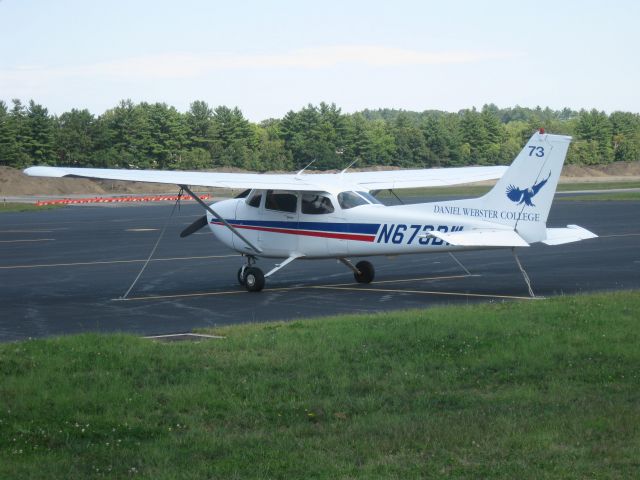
[
  {"x1": 478, "y1": 131, "x2": 571, "y2": 242},
  {"x1": 482, "y1": 131, "x2": 570, "y2": 217},
  {"x1": 433, "y1": 131, "x2": 572, "y2": 243}
]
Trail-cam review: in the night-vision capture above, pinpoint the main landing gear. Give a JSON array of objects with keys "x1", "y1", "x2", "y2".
[
  {"x1": 339, "y1": 258, "x2": 375, "y2": 284},
  {"x1": 238, "y1": 256, "x2": 376, "y2": 292}
]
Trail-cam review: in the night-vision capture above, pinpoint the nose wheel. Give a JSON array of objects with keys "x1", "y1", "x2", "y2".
[
  {"x1": 238, "y1": 257, "x2": 265, "y2": 292},
  {"x1": 243, "y1": 267, "x2": 265, "y2": 292}
]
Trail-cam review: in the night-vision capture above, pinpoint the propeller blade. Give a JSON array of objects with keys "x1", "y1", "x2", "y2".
[{"x1": 180, "y1": 215, "x2": 208, "y2": 238}]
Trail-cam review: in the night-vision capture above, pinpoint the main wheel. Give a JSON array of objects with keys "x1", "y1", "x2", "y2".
[
  {"x1": 354, "y1": 260, "x2": 375, "y2": 284},
  {"x1": 237, "y1": 267, "x2": 246, "y2": 286},
  {"x1": 244, "y1": 267, "x2": 265, "y2": 292}
]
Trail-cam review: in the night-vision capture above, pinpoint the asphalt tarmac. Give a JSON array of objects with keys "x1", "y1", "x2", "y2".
[{"x1": 1, "y1": 198, "x2": 638, "y2": 341}]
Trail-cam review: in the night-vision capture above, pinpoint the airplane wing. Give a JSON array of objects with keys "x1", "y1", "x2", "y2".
[
  {"x1": 23, "y1": 165, "x2": 507, "y2": 192},
  {"x1": 339, "y1": 166, "x2": 508, "y2": 190},
  {"x1": 428, "y1": 228, "x2": 530, "y2": 247}
]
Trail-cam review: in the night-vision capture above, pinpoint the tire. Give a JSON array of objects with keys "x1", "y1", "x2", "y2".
[
  {"x1": 237, "y1": 267, "x2": 246, "y2": 286},
  {"x1": 244, "y1": 267, "x2": 265, "y2": 292},
  {"x1": 354, "y1": 260, "x2": 375, "y2": 284}
]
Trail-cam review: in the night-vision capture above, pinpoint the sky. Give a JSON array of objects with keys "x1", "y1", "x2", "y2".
[{"x1": 1, "y1": 0, "x2": 638, "y2": 121}]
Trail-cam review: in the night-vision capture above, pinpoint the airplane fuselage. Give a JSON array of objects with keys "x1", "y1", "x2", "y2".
[{"x1": 206, "y1": 193, "x2": 496, "y2": 259}]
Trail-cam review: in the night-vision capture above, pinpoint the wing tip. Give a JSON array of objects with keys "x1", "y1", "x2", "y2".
[{"x1": 23, "y1": 166, "x2": 68, "y2": 178}]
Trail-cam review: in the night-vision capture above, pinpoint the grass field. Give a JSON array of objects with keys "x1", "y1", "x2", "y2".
[
  {"x1": 559, "y1": 191, "x2": 640, "y2": 201},
  {"x1": 0, "y1": 202, "x2": 64, "y2": 213},
  {"x1": 1, "y1": 291, "x2": 639, "y2": 479},
  {"x1": 375, "y1": 180, "x2": 640, "y2": 199}
]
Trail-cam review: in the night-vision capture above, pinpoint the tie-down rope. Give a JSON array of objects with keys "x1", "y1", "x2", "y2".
[{"x1": 120, "y1": 188, "x2": 183, "y2": 299}]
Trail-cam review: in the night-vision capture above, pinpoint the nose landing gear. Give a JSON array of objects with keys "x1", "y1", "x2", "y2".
[
  {"x1": 243, "y1": 267, "x2": 265, "y2": 292},
  {"x1": 238, "y1": 256, "x2": 265, "y2": 292}
]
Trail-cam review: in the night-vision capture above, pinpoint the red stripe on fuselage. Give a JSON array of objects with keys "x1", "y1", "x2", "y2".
[{"x1": 210, "y1": 221, "x2": 375, "y2": 242}]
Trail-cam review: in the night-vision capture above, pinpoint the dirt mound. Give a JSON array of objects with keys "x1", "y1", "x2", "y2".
[
  {"x1": 562, "y1": 162, "x2": 640, "y2": 177},
  {"x1": 0, "y1": 167, "x2": 187, "y2": 196}
]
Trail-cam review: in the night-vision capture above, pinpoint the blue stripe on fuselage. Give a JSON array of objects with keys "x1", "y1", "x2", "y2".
[{"x1": 212, "y1": 219, "x2": 379, "y2": 235}]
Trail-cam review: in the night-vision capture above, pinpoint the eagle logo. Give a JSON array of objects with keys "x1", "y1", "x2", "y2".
[{"x1": 505, "y1": 172, "x2": 551, "y2": 207}]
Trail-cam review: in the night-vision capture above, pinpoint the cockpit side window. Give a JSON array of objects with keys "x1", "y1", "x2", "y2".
[
  {"x1": 338, "y1": 191, "x2": 368, "y2": 209},
  {"x1": 247, "y1": 191, "x2": 262, "y2": 208},
  {"x1": 301, "y1": 193, "x2": 335, "y2": 214},
  {"x1": 265, "y1": 190, "x2": 298, "y2": 213}
]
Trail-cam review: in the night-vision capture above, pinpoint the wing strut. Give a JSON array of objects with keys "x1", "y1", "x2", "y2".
[{"x1": 179, "y1": 184, "x2": 262, "y2": 254}]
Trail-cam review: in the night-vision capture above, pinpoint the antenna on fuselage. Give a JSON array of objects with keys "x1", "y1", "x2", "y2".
[{"x1": 340, "y1": 158, "x2": 358, "y2": 176}]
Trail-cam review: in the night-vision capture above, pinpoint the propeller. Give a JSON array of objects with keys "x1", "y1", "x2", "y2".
[{"x1": 180, "y1": 215, "x2": 208, "y2": 238}]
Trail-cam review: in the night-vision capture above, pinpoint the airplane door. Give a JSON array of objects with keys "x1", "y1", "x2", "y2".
[
  {"x1": 299, "y1": 192, "x2": 348, "y2": 257},
  {"x1": 259, "y1": 190, "x2": 299, "y2": 256}
]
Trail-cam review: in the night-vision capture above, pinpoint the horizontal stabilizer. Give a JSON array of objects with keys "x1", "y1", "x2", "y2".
[
  {"x1": 542, "y1": 225, "x2": 598, "y2": 245},
  {"x1": 428, "y1": 229, "x2": 529, "y2": 247}
]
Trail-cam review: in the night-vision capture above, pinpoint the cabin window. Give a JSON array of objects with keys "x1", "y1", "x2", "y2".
[
  {"x1": 338, "y1": 191, "x2": 368, "y2": 209},
  {"x1": 265, "y1": 190, "x2": 297, "y2": 213},
  {"x1": 356, "y1": 191, "x2": 383, "y2": 205},
  {"x1": 247, "y1": 191, "x2": 262, "y2": 208},
  {"x1": 301, "y1": 193, "x2": 335, "y2": 214}
]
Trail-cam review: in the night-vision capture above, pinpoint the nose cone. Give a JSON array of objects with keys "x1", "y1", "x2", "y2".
[{"x1": 206, "y1": 198, "x2": 238, "y2": 249}]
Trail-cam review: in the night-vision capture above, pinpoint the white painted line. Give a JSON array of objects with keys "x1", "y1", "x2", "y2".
[
  {"x1": 0, "y1": 238, "x2": 55, "y2": 243},
  {"x1": 0, "y1": 229, "x2": 56, "y2": 233},
  {"x1": 144, "y1": 333, "x2": 225, "y2": 339},
  {"x1": 126, "y1": 228, "x2": 160, "y2": 232},
  {"x1": 0, "y1": 254, "x2": 238, "y2": 270}
]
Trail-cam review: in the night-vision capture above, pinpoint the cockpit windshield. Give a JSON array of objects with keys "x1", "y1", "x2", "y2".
[
  {"x1": 356, "y1": 191, "x2": 383, "y2": 205},
  {"x1": 338, "y1": 191, "x2": 375, "y2": 209}
]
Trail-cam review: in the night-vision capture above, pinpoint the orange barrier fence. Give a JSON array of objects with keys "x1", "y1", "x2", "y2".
[{"x1": 35, "y1": 194, "x2": 211, "y2": 206}]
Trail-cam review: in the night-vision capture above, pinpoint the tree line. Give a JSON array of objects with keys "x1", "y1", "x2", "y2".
[{"x1": 1, "y1": 99, "x2": 638, "y2": 172}]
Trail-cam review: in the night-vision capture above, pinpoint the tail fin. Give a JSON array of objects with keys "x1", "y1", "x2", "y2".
[{"x1": 439, "y1": 131, "x2": 571, "y2": 243}]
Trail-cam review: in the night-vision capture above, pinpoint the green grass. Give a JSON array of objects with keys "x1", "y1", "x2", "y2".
[
  {"x1": 559, "y1": 191, "x2": 640, "y2": 201},
  {"x1": 376, "y1": 180, "x2": 640, "y2": 199},
  {"x1": 1, "y1": 291, "x2": 639, "y2": 479},
  {"x1": 557, "y1": 180, "x2": 640, "y2": 191},
  {"x1": 0, "y1": 202, "x2": 65, "y2": 213}
]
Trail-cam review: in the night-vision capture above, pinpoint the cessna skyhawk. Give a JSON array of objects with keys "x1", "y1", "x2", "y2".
[{"x1": 25, "y1": 130, "x2": 596, "y2": 294}]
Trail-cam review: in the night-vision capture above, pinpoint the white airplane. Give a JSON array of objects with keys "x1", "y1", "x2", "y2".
[{"x1": 25, "y1": 130, "x2": 596, "y2": 295}]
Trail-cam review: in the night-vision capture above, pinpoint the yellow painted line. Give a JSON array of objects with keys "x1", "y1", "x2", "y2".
[
  {"x1": 599, "y1": 233, "x2": 640, "y2": 238},
  {"x1": 0, "y1": 254, "x2": 238, "y2": 270},
  {"x1": 116, "y1": 285, "x2": 302, "y2": 302},
  {"x1": 0, "y1": 238, "x2": 55, "y2": 243},
  {"x1": 116, "y1": 274, "x2": 484, "y2": 302},
  {"x1": 325, "y1": 274, "x2": 476, "y2": 287},
  {"x1": 312, "y1": 285, "x2": 539, "y2": 301}
]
